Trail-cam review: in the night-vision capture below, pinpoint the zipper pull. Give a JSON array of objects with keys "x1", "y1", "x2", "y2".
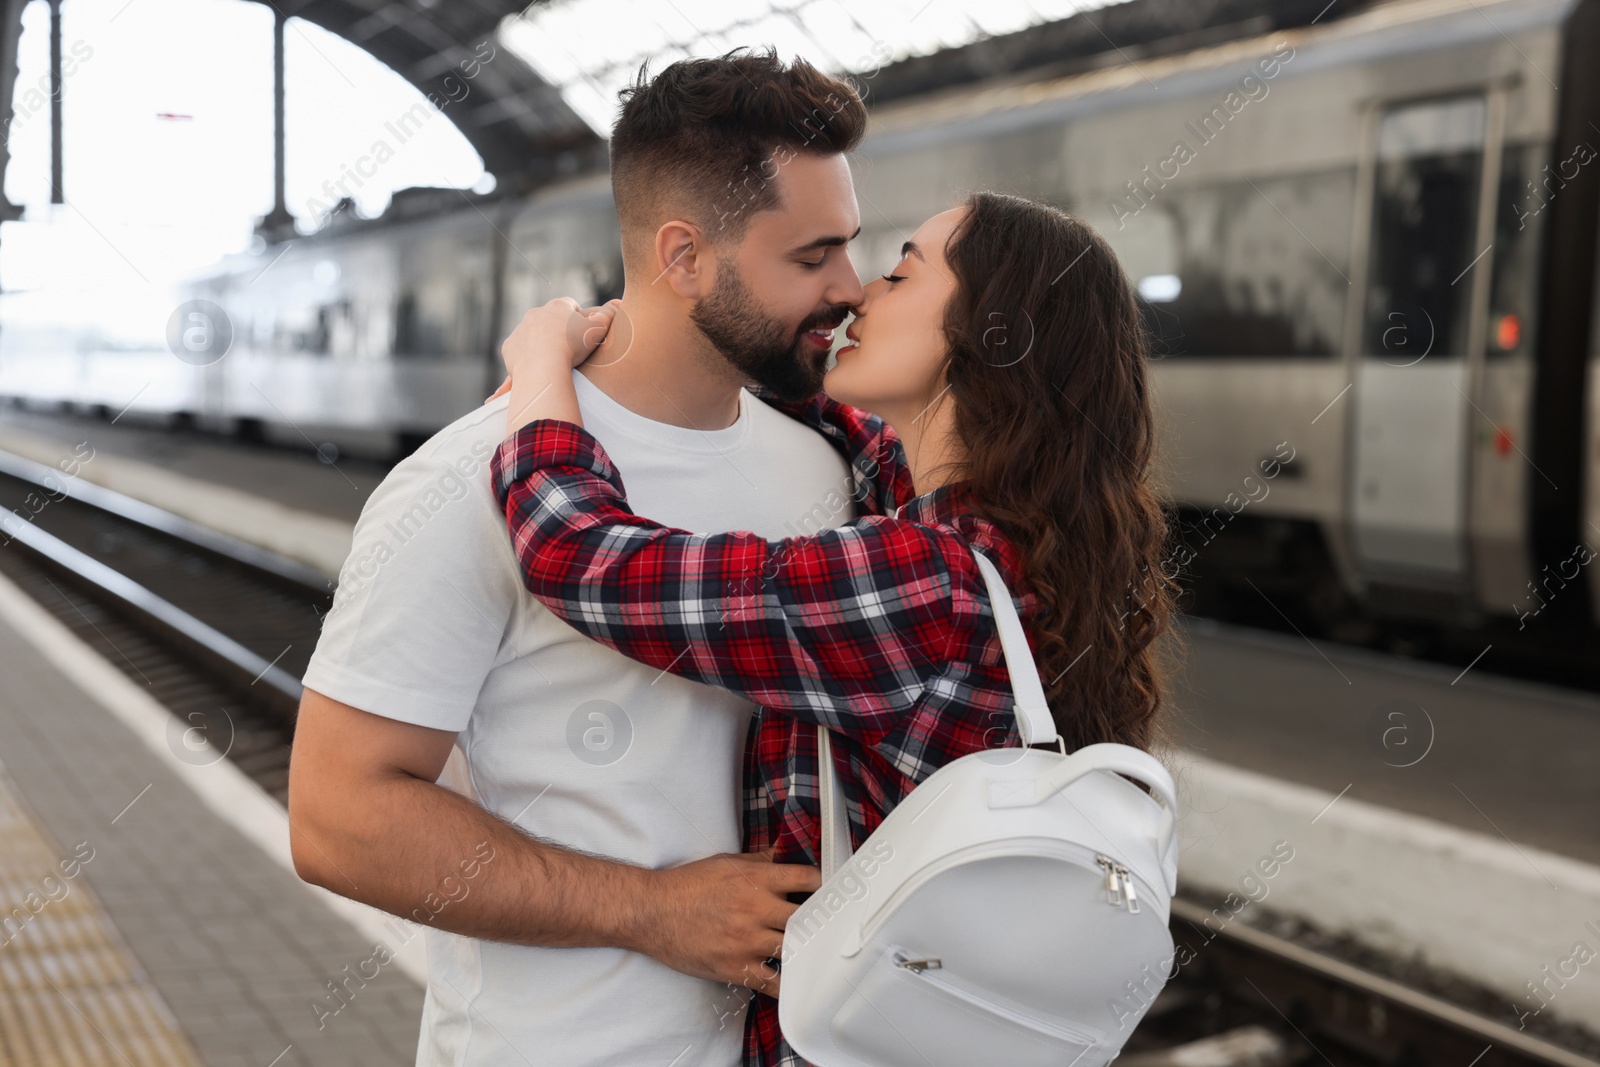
[
  {"x1": 1097, "y1": 855, "x2": 1122, "y2": 907},
  {"x1": 897, "y1": 957, "x2": 943, "y2": 973},
  {"x1": 1118, "y1": 864, "x2": 1140, "y2": 914}
]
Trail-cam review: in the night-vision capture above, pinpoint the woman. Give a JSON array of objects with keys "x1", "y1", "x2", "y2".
[{"x1": 490, "y1": 192, "x2": 1177, "y2": 1066}]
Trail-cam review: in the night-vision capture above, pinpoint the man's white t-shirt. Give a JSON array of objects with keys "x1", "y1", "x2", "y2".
[{"x1": 303, "y1": 371, "x2": 851, "y2": 1067}]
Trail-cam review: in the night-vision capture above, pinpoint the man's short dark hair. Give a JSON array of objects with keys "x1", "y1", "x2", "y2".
[{"x1": 609, "y1": 48, "x2": 867, "y2": 257}]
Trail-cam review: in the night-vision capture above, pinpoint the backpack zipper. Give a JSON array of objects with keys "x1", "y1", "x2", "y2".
[
  {"x1": 854, "y1": 838, "x2": 1161, "y2": 952},
  {"x1": 1094, "y1": 855, "x2": 1140, "y2": 914},
  {"x1": 1118, "y1": 861, "x2": 1140, "y2": 913},
  {"x1": 889, "y1": 947, "x2": 1098, "y2": 1046}
]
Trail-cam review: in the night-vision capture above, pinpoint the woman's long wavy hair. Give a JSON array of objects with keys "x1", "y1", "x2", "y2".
[{"x1": 939, "y1": 191, "x2": 1177, "y2": 753}]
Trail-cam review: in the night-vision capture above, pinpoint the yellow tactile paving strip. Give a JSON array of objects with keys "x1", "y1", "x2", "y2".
[{"x1": 0, "y1": 771, "x2": 201, "y2": 1067}]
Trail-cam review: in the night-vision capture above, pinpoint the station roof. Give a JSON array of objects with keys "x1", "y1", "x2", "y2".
[
  {"x1": 856, "y1": 0, "x2": 1372, "y2": 106},
  {"x1": 497, "y1": 0, "x2": 1141, "y2": 135},
  {"x1": 284, "y1": 0, "x2": 1365, "y2": 186},
  {"x1": 282, "y1": 0, "x2": 1139, "y2": 182},
  {"x1": 282, "y1": 0, "x2": 602, "y2": 182}
]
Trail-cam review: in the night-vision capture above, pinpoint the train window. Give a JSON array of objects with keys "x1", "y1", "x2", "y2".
[
  {"x1": 1360, "y1": 96, "x2": 1487, "y2": 361},
  {"x1": 1486, "y1": 140, "x2": 1551, "y2": 359},
  {"x1": 393, "y1": 289, "x2": 450, "y2": 357},
  {"x1": 590, "y1": 260, "x2": 625, "y2": 305},
  {"x1": 325, "y1": 300, "x2": 356, "y2": 359},
  {"x1": 270, "y1": 304, "x2": 324, "y2": 355},
  {"x1": 251, "y1": 308, "x2": 274, "y2": 350},
  {"x1": 394, "y1": 292, "x2": 420, "y2": 356},
  {"x1": 290, "y1": 301, "x2": 354, "y2": 357},
  {"x1": 311, "y1": 306, "x2": 331, "y2": 356},
  {"x1": 1107, "y1": 168, "x2": 1354, "y2": 357},
  {"x1": 458, "y1": 280, "x2": 484, "y2": 358}
]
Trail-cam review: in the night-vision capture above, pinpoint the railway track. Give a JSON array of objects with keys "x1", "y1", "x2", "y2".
[
  {"x1": 1127, "y1": 899, "x2": 1600, "y2": 1066},
  {"x1": 0, "y1": 445, "x2": 1592, "y2": 1067},
  {"x1": 0, "y1": 446, "x2": 329, "y2": 801}
]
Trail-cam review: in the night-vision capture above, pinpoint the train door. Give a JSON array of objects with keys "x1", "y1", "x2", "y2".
[{"x1": 1347, "y1": 92, "x2": 1502, "y2": 590}]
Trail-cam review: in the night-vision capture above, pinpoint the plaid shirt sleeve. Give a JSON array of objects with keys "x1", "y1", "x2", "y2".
[{"x1": 490, "y1": 420, "x2": 981, "y2": 745}]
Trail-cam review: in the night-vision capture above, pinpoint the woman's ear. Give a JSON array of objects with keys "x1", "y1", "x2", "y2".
[{"x1": 653, "y1": 220, "x2": 708, "y2": 299}]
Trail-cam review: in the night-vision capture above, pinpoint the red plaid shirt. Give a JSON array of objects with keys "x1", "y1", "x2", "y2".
[{"x1": 490, "y1": 393, "x2": 1041, "y2": 1067}]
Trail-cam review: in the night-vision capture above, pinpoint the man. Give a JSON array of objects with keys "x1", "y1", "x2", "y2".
[{"x1": 289, "y1": 50, "x2": 879, "y2": 1065}]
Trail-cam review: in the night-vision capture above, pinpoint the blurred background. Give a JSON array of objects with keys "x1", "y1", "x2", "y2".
[{"x1": 0, "y1": 1, "x2": 1597, "y2": 1065}]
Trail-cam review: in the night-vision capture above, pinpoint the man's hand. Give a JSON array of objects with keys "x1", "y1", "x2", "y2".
[
  {"x1": 629, "y1": 848, "x2": 821, "y2": 997},
  {"x1": 292, "y1": 691, "x2": 823, "y2": 993},
  {"x1": 291, "y1": 689, "x2": 663, "y2": 952}
]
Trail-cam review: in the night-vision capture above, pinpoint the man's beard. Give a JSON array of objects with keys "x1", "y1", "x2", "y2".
[{"x1": 690, "y1": 259, "x2": 850, "y2": 403}]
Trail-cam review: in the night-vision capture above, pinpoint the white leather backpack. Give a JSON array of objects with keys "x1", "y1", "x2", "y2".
[{"x1": 778, "y1": 549, "x2": 1180, "y2": 1067}]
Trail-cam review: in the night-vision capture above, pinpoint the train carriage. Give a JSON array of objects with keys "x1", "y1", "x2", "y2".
[{"x1": 2, "y1": 0, "x2": 1595, "y2": 629}]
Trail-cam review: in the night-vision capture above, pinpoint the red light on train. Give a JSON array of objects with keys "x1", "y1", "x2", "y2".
[{"x1": 1495, "y1": 314, "x2": 1521, "y2": 350}]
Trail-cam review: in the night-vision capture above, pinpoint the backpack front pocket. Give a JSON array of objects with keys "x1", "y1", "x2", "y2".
[{"x1": 826, "y1": 943, "x2": 1100, "y2": 1067}]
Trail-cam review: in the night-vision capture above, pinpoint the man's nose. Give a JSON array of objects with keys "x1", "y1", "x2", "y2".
[{"x1": 828, "y1": 258, "x2": 865, "y2": 309}]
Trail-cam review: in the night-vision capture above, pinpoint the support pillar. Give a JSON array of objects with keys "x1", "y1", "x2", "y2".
[
  {"x1": 0, "y1": 0, "x2": 32, "y2": 230},
  {"x1": 47, "y1": 0, "x2": 59, "y2": 204},
  {"x1": 255, "y1": 5, "x2": 293, "y2": 238}
]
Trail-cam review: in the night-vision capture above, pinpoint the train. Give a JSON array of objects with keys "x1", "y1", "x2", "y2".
[{"x1": 2, "y1": 0, "x2": 1597, "y2": 633}]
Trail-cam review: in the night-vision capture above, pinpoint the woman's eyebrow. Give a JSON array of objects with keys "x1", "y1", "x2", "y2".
[{"x1": 900, "y1": 240, "x2": 926, "y2": 262}]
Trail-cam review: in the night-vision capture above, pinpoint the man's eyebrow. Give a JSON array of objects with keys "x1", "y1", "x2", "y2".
[
  {"x1": 790, "y1": 225, "x2": 862, "y2": 254},
  {"x1": 901, "y1": 240, "x2": 926, "y2": 262}
]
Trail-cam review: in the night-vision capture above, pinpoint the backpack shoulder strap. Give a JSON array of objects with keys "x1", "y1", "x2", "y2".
[
  {"x1": 814, "y1": 544, "x2": 1059, "y2": 878},
  {"x1": 817, "y1": 726, "x2": 852, "y2": 881},
  {"x1": 969, "y1": 548, "x2": 1059, "y2": 748}
]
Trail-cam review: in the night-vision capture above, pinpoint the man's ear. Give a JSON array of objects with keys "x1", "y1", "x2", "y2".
[{"x1": 654, "y1": 220, "x2": 710, "y2": 298}]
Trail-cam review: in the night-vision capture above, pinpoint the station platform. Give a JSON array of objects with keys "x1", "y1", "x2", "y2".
[
  {"x1": 1165, "y1": 621, "x2": 1600, "y2": 1037},
  {"x1": 3, "y1": 406, "x2": 1599, "y2": 1051},
  {"x1": 0, "y1": 566, "x2": 424, "y2": 1065},
  {"x1": 1172, "y1": 617, "x2": 1600, "y2": 867},
  {"x1": 0, "y1": 765, "x2": 201, "y2": 1066},
  {"x1": 0, "y1": 406, "x2": 387, "y2": 526},
  {"x1": 0, "y1": 407, "x2": 384, "y2": 582}
]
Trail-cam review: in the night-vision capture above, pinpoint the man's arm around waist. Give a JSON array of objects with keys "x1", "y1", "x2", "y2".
[{"x1": 287, "y1": 687, "x2": 817, "y2": 994}]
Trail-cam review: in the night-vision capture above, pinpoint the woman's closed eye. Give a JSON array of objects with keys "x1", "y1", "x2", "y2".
[{"x1": 882, "y1": 273, "x2": 906, "y2": 283}]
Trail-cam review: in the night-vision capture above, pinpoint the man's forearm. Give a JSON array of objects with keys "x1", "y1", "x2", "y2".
[
  {"x1": 288, "y1": 689, "x2": 806, "y2": 990},
  {"x1": 292, "y1": 770, "x2": 656, "y2": 951}
]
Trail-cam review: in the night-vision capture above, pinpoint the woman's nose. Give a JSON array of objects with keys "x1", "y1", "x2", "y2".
[{"x1": 857, "y1": 276, "x2": 888, "y2": 307}]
